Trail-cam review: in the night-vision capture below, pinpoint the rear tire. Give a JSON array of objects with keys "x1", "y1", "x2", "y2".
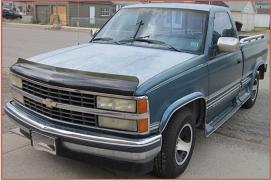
[
  {"x1": 242, "y1": 75, "x2": 259, "y2": 109},
  {"x1": 153, "y1": 107, "x2": 195, "y2": 178}
]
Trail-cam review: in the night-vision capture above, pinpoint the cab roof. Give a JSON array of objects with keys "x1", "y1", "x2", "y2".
[{"x1": 124, "y1": 3, "x2": 228, "y2": 12}]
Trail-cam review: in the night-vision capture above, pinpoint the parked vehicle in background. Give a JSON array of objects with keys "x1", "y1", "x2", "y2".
[
  {"x1": 4, "y1": 3, "x2": 268, "y2": 178},
  {"x1": 2, "y1": 8, "x2": 22, "y2": 19}
]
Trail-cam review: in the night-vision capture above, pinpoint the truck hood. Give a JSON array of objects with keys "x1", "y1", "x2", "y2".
[{"x1": 28, "y1": 43, "x2": 196, "y2": 85}]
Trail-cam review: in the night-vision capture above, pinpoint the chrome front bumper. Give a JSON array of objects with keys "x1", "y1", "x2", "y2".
[{"x1": 4, "y1": 101, "x2": 162, "y2": 163}]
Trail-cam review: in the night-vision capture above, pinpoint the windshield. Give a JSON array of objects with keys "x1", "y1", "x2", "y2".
[{"x1": 94, "y1": 8, "x2": 208, "y2": 53}]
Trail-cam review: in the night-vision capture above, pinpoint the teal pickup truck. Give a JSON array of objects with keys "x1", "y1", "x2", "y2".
[{"x1": 5, "y1": 3, "x2": 268, "y2": 178}]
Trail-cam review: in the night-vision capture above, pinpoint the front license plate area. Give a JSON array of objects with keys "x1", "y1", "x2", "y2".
[{"x1": 31, "y1": 131, "x2": 57, "y2": 155}]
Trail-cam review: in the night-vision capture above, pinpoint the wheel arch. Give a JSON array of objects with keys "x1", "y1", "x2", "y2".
[
  {"x1": 253, "y1": 57, "x2": 267, "y2": 80},
  {"x1": 257, "y1": 64, "x2": 266, "y2": 80},
  {"x1": 159, "y1": 92, "x2": 207, "y2": 133}
]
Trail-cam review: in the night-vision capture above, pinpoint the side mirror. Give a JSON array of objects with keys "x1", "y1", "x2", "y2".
[
  {"x1": 217, "y1": 37, "x2": 240, "y2": 52},
  {"x1": 235, "y1": 21, "x2": 243, "y2": 32},
  {"x1": 90, "y1": 30, "x2": 98, "y2": 41},
  {"x1": 93, "y1": 31, "x2": 97, "y2": 37},
  {"x1": 90, "y1": 29, "x2": 98, "y2": 37}
]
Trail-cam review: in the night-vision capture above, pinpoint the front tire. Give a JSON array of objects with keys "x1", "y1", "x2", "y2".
[
  {"x1": 153, "y1": 107, "x2": 195, "y2": 178},
  {"x1": 242, "y1": 75, "x2": 259, "y2": 109}
]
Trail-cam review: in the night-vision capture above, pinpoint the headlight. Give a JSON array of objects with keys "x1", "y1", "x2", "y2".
[
  {"x1": 10, "y1": 74, "x2": 22, "y2": 88},
  {"x1": 98, "y1": 116, "x2": 137, "y2": 131},
  {"x1": 11, "y1": 89, "x2": 24, "y2": 104},
  {"x1": 97, "y1": 96, "x2": 136, "y2": 113},
  {"x1": 98, "y1": 116, "x2": 148, "y2": 132},
  {"x1": 97, "y1": 96, "x2": 149, "y2": 132}
]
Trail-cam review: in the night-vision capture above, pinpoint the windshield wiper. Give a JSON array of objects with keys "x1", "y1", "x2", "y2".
[
  {"x1": 119, "y1": 37, "x2": 181, "y2": 52},
  {"x1": 92, "y1": 36, "x2": 181, "y2": 52},
  {"x1": 133, "y1": 20, "x2": 144, "y2": 39},
  {"x1": 92, "y1": 37, "x2": 120, "y2": 44}
]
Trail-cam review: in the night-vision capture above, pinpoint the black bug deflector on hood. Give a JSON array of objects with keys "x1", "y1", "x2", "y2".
[{"x1": 10, "y1": 58, "x2": 139, "y2": 96}]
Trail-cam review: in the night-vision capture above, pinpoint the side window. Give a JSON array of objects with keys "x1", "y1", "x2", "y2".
[{"x1": 212, "y1": 12, "x2": 236, "y2": 46}]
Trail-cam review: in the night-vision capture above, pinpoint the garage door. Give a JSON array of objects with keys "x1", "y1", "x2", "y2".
[
  {"x1": 52, "y1": 5, "x2": 67, "y2": 25},
  {"x1": 36, "y1": 5, "x2": 50, "y2": 24}
]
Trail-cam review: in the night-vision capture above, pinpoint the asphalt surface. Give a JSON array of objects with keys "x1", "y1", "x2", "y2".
[{"x1": 2, "y1": 23, "x2": 270, "y2": 179}]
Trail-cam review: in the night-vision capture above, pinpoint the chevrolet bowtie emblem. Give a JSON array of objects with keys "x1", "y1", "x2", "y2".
[{"x1": 42, "y1": 98, "x2": 57, "y2": 108}]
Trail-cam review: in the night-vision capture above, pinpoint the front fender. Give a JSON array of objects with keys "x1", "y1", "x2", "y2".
[{"x1": 159, "y1": 92, "x2": 206, "y2": 132}]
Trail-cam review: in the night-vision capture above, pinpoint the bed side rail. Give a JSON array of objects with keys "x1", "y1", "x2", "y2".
[{"x1": 240, "y1": 34, "x2": 264, "y2": 44}]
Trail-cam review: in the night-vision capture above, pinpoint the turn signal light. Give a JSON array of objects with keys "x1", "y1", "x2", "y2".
[
  {"x1": 136, "y1": 98, "x2": 148, "y2": 113},
  {"x1": 137, "y1": 119, "x2": 148, "y2": 133}
]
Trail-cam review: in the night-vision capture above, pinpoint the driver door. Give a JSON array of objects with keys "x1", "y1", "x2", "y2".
[{"x1": 207, "y1": 12, "x2": 243, "y2": 123}]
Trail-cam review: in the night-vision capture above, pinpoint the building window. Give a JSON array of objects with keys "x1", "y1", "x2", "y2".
[{"x1": 100, "y1": 8, "x2": 110, "y2": 17}]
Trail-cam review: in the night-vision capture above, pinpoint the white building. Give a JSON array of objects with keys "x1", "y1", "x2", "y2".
[
  {"x1": 225, "y1": 1, "x2": 256, "y2": 31},
  {"x1": 255, "y1": 0, "x2": 270, "y2": 28},
  {"x1": 254, "y1": 9, "x2": 270, "y2": 28}
]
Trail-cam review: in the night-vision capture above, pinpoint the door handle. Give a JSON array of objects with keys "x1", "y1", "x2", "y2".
[{"x1": 237, "y1": 60, "x2": 241, "y2": 64}]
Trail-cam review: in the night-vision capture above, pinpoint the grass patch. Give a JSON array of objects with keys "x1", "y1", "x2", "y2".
[
  {"x1": 70, "y1": 24, "x2": 101, "y2": 29},
  {"x1": 3, "y1": 18, "x2": 25, "y2": 23},
  {"x1": 3, "y1": 17, "x2": 38, "y2": 24}
]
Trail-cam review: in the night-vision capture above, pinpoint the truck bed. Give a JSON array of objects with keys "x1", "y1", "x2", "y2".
[{"x1": 240, "y1": 34, "x2": 268, "y2": 80}]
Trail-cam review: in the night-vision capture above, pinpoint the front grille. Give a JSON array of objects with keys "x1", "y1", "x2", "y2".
[
  {"x1": 22, "y1": 80, "x2": 96, "y2": 108},
  {"x1": 24, "y1": 97, "x2": 97, "y2": 126}
]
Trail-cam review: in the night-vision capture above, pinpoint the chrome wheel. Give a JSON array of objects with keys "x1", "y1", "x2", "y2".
[
  {"x1": 175, "y1": 123, "x2": 192, "y2": 165},
  {"x1": 251, "y1": 77, "x2": 258, "y2": 101}
]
